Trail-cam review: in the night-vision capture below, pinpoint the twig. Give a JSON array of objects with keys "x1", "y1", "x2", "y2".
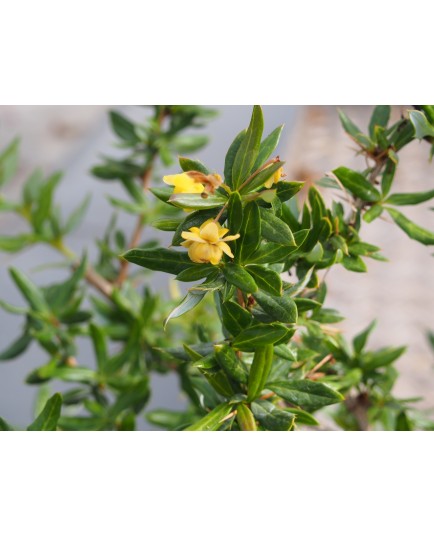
[
  {"x1": 238, "y1": 157, "x2": 280, "y2": 192},
  {"x1": 306, "y1": 354, "x2": 333, "y2": 379}
]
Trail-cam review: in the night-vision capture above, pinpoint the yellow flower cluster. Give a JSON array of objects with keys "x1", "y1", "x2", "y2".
[
  {"x1": 163, "y1": 173, "x2": 205, "y2": 194},
  {"x1": 181, "y1": 219, "x2": 240, "y2": 265}
]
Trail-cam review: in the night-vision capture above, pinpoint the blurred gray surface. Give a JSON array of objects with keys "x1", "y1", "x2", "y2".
[{"x1": 0, "y1": 105, "x2": 297, "y2": 429}]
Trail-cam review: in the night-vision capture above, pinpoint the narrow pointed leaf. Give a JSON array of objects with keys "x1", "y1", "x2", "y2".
[
  {"x1": 246, "y1": 265, "x2": 282, "y2": 296},
  {"x1": 247, "y1": 344, "x2": 274, "y2": 401},
  {"x1": 267, "y1": 380, "x2": 343, "y2": 411},
  {"x1": 185, "y1": 403, "x2": 234, "y2": 431},
  {"x1": 222, "y1": 264, "x2": 257, "y2": 293},
  {"x1": 386, "y1": 207, "x2": 434, "y2": 245},
  {"x1": 122, "y1": 247, "x2": 194, "y2": 275},
  {"x1": 27, "y1": 393, "x2": 62, "y2": 431}
]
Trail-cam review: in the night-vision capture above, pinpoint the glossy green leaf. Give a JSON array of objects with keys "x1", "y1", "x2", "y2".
[
  {"x1": 246, "y1": 265, "x2": 282, "y2": 297},
  {"x1": 169, "y1": 193, "x2": 226, "y2": 210},
  {"x1": 149, "y1": 187, "x2": 173, "y2": 203},
  {"x1": 185, "y1": 403, "x2": 234, "y2": 431},
  {"x1": 122, "y1": 247, "x2": 194, "y2": 275},
  {"x1": 173, "y1": 135, "x2": 209, "y2": 154},
  {"x1": 222, "y1": 264, "x2": 257, "y2": 293},
  {"x1": 240, "y1": 161, "x2": 284, "y2": 193},
  {"x1": 9, "y1": 267, "x2": 50, "y2": 313},
  {"x1": 152, "y1": 218, "x2": 183, "y2": 231},
  {"x1": 221, "y1": 300, "x2": 252, "y2": 336},
  {"x1": 236, "y1": 403, "x2": 257, "y2": 431},
  {"x1": 386, "y1": 207, "x2": 434, "y2": 245},
  {"x1": 227, "y1": 191, "x2": 243, "y2": 234},
  {"x1": 176, "y1": 265, "x2": 219, "y2": 282},
  {"x1": 234, "y1": 201, "x2": 261, "y2": 263},
  {"x1": 89, "y1": 324, "x2": 108, "y2": 370},
  {"x1": 0, "y1": 332, "x2": 32, "y2": 361},
  {"x1": 260, "y1": 208, "x2": 295, "y2": 245},
  {"x1": 179, "y1": 156, "x2": 210, "y2": 175},
  {"x1": 267, "y1": 380, "x2": 343, "y2": 411},
  {"x1": 341, "y1": 255, "x2": 367, "y2": 273},
  {"x1": 363, "y1": 204, "x2": 383, "y2": 223},
  {"x1": 293, "y1": 298, "x2": 321, "y2": 312},
  {"x1": 31, "y1": 172, "x2": 62, "y2": 232},
  {"x1": 385, "y1": 189, "x2": 434, "y2": 206},
  {"x1": 369, "y1": 105, "x2": 391, "y2": 138},
  {"x1": 253, "y1": 125, "x2": 283, "y2": 170},
  {"x1": 233, "y1": 324, "x2": 289, "y2": 351},
  {"x1": 215, "y1": 344, "x2": 248, "y2": 383},
  {"x1": 333, "y1": 167, "x2": 380, "y2": 202},
  {"x1": 0, "y1": 417, "x2": 14, "y2": 431},
  {"x1": 254, "y1": 291, "x2": 298, "y2": 323},
  {"x1": 275, "y1": 181, "x2": 304, "y2": 202},
  {"x1": 409, "y1": 110, "x2": 434, "y2": 139},
  {"x1": 274, "y1": 344, "x2": 297, "y2": 361},
  {"x1": 247, "y1": 344, "x2": 274, "y2": 401},
  {"x1": 338, "y1": 109, "x2": 374, "y2": 150},
  {"x1": 27, "y1": 393, "x2": 62, "y2": 431},
  {"x1": 232, "y1": 105, "x2": 264, "y2": 189},
  {"x1": 164, "y1": 291, "x2": 207, "y2": 328},
  {"x1": 247, "y1": 243, "x2": 298, "y2": 264},
  {"x1": 251, "y1": 400, "x2": 295, "y2": 431},
  {"x1": 224, "y1": 129, "x2": 246, "y2": 190}
]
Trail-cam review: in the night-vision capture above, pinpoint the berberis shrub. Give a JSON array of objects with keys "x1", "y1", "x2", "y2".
[{"x1": 1, "y1": 105, "x2": 433, "y2": 431}]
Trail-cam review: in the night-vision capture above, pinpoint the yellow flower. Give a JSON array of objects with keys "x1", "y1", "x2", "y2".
[
  {"x1": 181, "y1": 219, "x2": 240, "y2": 265},
  {"x1": 264, "y1": 166, "x2": 284, "y2": 189},
  {"x1": 163, "y1": 173, "x2": 205, "y2": 194}
]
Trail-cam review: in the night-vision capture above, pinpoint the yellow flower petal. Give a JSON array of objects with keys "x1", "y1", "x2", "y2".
[
  {"x1": 163, "y1": 173, "x2": 205, "y2": 194},
  {"x1": 181, "y1": 231, "x2": 207, "y2": 243},
  {"x1": 199, "y1": 221, "x2": 220, "y2": 243},
  {"x1": 264, "y1": 166, "x2": 283, "y2": 189},
  {"x1": 222, "y1": 233, "x2": 240, "y2": 242},
  {"x1": 218, "y1": 227, "x2": 230, "y2": 238},
  {"x1": 218, "y1": 241, "x2": 234, "y2": 258},
  {"x1": 180, "y1": 240, "x2": 192, "y2": 247},
  {"x1": 188, "y1": 242, "x2": 223, "y2": 264}
]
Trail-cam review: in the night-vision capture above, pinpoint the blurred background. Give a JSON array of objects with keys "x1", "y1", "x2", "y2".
[{"x1": 0, "y1": 105, "x2": 433, "y2": 429}]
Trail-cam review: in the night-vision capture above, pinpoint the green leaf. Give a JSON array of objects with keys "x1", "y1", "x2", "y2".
[
  {"x1": 179, "y1": 156, "x2": 210, "y2": 175},
  {"x1": 27, "y1": 393, "x2": 62, "y2": 431},
  {"x1": 247, "y1": 344, "x2": 274, "y2": 401},
  {"x1": 369, "y1": 105, "x2": 391, "y2": 138},
  {"x1": 253, "y1": 125, "x2": 284, "y2": 170},
  {"x1": 172, "y1": 207, "x2": 220, "y2": 246},
  {"x1": 234, "y1": 201, "x2": 261, "y2": 264},
  {"x1": 236, "y1": 403, "x2": 257, "y2": 431},
  {"x1": 169, "y1": 193, "x2": 226, "y2": 210},
  {"x1": 164, "y1": 291, "x2": 207, "y2": 328},
  {"x1": 363, "y1": 346, "x2": 406, "y2": 371},
  {"x1": 185, "y1": 403, "x2": 234, "y2": 431},
  {"x1": 149, "y1": 187, "x2": 173, "y2": 203},
  {"x1": 333, "y1": 167, "x2": 380, "y2": 202},
  {"x1": 64, "y1": 194, "x2": 91, "y2": 234},
  {"x1": 341, "y1": 255, "x2": 367, "y2": 273},
  {"x1": 285, "y1": 266, "x2": 315, "y2": 297},
  {"x1": 0, "y1": 234, "x2": 36, "y2": 252},
  {"x1": 247, "y1": 243, "x2": 298, "y2": 264},
  {"x1": 214, "y1": 344, "x2": 248, "y2": 383},
  {"x1": 122, "y1": 247, "x2": 194, "y2": 275},
  {"x1": 221, "y1": 300, "x2": 252, "y2": 336},
  {"x1": 32, "y1": 172, "x2": 62, "y2": 232},
  {"x1": 385, "y1": 189, "x2": 434, "y2": 206},
  {"x1": 152, "y1": 218, "x2": 183, "y2": 231},
  {"x1": 274, "y1": 344, "x2": 297, "y2": 361},
  {"x1": 260, "y1": 207, "x2": 295, "y2": 245},
  {"x1": 386, "y1": 207, "x2": 434, "y2": 245},
  {"x1": 293, "y1": 298, "x2": 321, "y2": 312},
  {"x1": 240, "y1": 161, "x2": 284, "y2": 193},
  {"x1": 251, "y1": 400, "x2": 295, "y2": 431},
  {"x1": 353, "y1": 320, "x2": 377, "y2": 354},
  {"x1": 233, "y1": 324, "x2": 288, "y2": 351},
  {"x1": 363, "y1": 205, "x2": 383, "y2": 223},
  {"x1": 275, "y1": 181, "x2": 304, "y2": 202},
  {"x1": 222, "y1": 264, "x2": 257, "y2": 293},
  {"x1": 311, "y1": 308, "x2": 344, "y2": 324},
  {"x1": 338, "y1": 109, "x2": 374, "y2": 150},
  {"x1": 254, "y1": 291, "x2": 298, "y2": 323},
  {"x1": 409, "y1": 110, "x2": 434, "y2": 139},
  {"x1": 9, "y1": 267, "x2": 50, "y2": 312},
  {"x1": 176, "y1": 265, "x2": 219, "y2": 282},
  {"x1": 246, "y1": 265, "x2": 282, "y2": 297},
  {"x1": 173, "y1": 135, "x2": 209, "y2": 154},
  {"x1": 267, "y1": 380, "x2": 343, "y2": 411},
  {"x1": 0, "y1": 138, "x2": 20, "y2": 187},
  {"x1": 89, "y1": 324, "x2": 108, "y2": 371},
  {"x1": 48, "y1": 255, "x2": 87, "y2": 311},
  {"x1": 227, "y1": 191, "x2": 243, "y2": 234},
  {"x1": 224, "y1": 129, "x2": 246, "y2": 190},
  {"x1": 109, "y1": 111, "x2": 139, "y2": 142},
  {"x1": 0, "y1": 332, "x2": 32, "y2": 361},
  {"x1": 232, "y1": 105, "x2": 264, "y2": 189}
]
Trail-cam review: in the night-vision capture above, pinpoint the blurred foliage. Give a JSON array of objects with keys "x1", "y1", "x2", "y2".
[{"x1": 0, "y1": 105, "x2": 433, "y2": 431}]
